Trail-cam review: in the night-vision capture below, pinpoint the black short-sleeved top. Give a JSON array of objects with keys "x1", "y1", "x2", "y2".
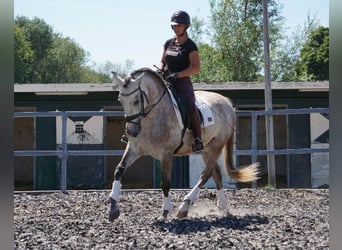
[{"x1": 163, "y1": 37, "x2": 198, "y2": 73}]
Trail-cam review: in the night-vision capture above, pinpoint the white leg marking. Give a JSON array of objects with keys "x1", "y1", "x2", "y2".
[
  {"x1": 109, "y1": 180, "x2": 121, "y2": 201},
  {"x1": 217, "y1": 188, "x2": 227, "y2": 209},
  {"x1": 162, "y1": 194, "x2": 173, "y2": 211},
  {"x1": 184, "y1": 185, "x2": 200, "y2": 205}
]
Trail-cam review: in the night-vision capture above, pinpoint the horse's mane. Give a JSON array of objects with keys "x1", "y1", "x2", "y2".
[{"x1": 129, "y1": 67, "x2": 167, "y2": 88}]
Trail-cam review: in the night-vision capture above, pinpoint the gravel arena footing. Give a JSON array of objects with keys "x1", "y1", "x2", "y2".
[{"x1": 14, "y1": 189, "x2": 329, "y2": 249}]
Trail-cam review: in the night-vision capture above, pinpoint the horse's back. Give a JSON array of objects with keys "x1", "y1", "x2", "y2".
[
  {"x1": 195, "y1": 90, "x2": 234, "y2": 114},
  {"x1": 194, "y1": 90, "x2": 236, "y2": 139}
]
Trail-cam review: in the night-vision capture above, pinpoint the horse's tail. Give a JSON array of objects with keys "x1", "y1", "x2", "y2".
[{"x1": 223, "y1": 135, "x2": 260, "y2": 182}]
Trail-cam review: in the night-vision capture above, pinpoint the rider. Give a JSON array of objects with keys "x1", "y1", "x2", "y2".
[
  {"x1": 121, "y1": 10, "x2": 203, "y2": 152},
  {"x1": 159, "y1": 10, "x2": 203, "y2": 152}
]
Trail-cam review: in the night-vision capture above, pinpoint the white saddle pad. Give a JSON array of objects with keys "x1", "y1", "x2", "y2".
[
  {"x1": 167, "y1": 88, "x2": 215, "y2": 129},
  {"x1": 195, "y1": 97, "x2": 215, "y2": 127}
]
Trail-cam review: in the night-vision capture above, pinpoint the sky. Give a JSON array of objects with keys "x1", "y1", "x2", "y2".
[{"x1": 14, "y1": 0, "x2": 329, "y2": 70}]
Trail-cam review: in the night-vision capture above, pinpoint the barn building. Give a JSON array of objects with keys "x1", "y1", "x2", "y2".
[{"x1": 14, "y1": 81, "x2": 329, "y2": 190}]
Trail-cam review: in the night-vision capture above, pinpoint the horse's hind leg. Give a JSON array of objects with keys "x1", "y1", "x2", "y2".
[
  {"x1": 176, "y1": 150, "x2": 220, "y2": 218},
  {"x1": 176, "y1": 168, "x2": 212, "y2": 218},
  {"x1": 212, "y1": 163, "x2": 227, "y2": 210},
  {"x1": 160, "y1": 156, "x2": 174, "y2": 220}
]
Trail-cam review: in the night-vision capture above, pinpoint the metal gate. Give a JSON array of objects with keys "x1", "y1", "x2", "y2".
[{"x1": 14, "y1": 108, "x2": 329, "y2": 192}]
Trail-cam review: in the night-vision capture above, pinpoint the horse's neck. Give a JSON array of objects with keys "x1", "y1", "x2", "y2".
[
  {"x1": 143, "y1": 76, "x2": 166, "y2": 100},
  {"x1": 143, "y1": 80, "x2": 176, "y2": 122}
]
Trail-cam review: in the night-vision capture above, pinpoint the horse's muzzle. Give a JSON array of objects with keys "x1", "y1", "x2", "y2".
[{"x1": 126, "y1": 122, "x2": 141, "y2": 137}]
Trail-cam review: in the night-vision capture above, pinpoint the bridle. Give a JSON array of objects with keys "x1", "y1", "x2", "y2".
[{"x1": 120, "y1": 79, "x2": 167, "y2": 126}]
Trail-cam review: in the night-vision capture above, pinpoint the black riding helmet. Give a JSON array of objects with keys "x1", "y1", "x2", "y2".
[{"x1": 170, "y1": 10, "x2": 191, "y2": 26}]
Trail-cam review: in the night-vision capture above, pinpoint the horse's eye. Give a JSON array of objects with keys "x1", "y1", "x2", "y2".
[{"x1": 133, "y1": 100, "x2": 139, "y2": 106}]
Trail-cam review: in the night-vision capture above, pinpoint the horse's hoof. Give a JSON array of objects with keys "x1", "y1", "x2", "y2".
[
  {"x1": 162, "y1": 210, "x2": 169, "y2": 219},
  {"x1": 217, "y1": 201, "x2": 228, "y2": 210},
  {"x1": 156, "y1": 212, "x2": 168, "y2": 222},
  {"x1": 176, "y1": 210, "x2": 188, "y2": 219},
  {"x1": 109, "y1": 207, "x2": 120, "y2": 222},
  {"x1": 108, "y1": 198, "x2": 120, "y2": 222},
  {"x1": 176, "y1": 200, "x2": 190, "y2": 219}
]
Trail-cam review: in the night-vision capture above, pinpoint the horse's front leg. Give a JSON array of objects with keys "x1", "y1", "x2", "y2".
[
  {"x1": 176, "y1": 183, "x2": 200, "y2": 218},
  {"x1": 160, "y1": 156, "x2": 174, "y2": 220},
  {"x1": 108, "y1": 146, "x2": 140, "y2": 222}
]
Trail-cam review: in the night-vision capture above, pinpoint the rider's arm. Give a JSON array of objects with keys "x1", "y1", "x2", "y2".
[
  {"x1": 177, "y1": 50, "x2": 200, "y2": 78},
  {"x1": 159, "y1": 49, "x2": 167, "y2": 71}
]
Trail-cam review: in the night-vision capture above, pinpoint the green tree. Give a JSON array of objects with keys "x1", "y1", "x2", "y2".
[
  {"x1": 270, "y1": 13, "x2": 320, "y2": 81},
  {"x1": 15, "y1": 16, "x2": 54, "y2": 83},
  {"x1": 189, "y1": 1, "x2": 323, "y2": 82},
  {"x1": 14, "y1": 16, "x2": 113, "y2": 83},
  {"x1": 208, "y1": 0, "x2": 283, "y2": 81},
  {"x1": 43, "y1": 34, "x2": 88, "y2": 82},
  {"x1": 14, "y1": 25, "x2": 33, "y2": 83},
  {"x1": 96, "y1": 59, "x2": 134, "y2": 78},
  {"x1": 189, "y1": 14, "x2": 206, "y2": 45},
  {"x1": 294, "y1": 26, "x2": 329, "y2": 81},
  {"x1": 189, "y1": 14, "x2": 225, "y2": 83},
  {"x1": 192, "y1": 44, "x2": 226, "y2": 82},
  {"x1": 79, "y1": 66, "x2": 112, "y2": 83}
]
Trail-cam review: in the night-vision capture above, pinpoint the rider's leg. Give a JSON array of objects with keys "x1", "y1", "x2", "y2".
[
  {"x1": 172, "y1": 77, "x2": 204, "y2": 152},
  {"x1": 190, "y1": 110, "x2": 203, "y2": 152}
]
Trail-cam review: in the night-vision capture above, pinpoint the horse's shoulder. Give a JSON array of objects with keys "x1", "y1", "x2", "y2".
[{"x1": 130, "y1": 67, "x2": 165, "y2": 86}]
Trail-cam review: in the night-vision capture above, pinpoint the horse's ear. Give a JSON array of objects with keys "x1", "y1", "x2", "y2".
[
  {"x1": 112, "y1": 71, "x2": 124, "y2": 88},
  {"x1": 129, "y1": 71, "x2": 146, "y2": 88}
]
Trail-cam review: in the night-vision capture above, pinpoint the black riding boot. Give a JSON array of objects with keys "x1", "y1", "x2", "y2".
[{"x1": 191, "y1": 111, "x2": 204, "y2": 152}]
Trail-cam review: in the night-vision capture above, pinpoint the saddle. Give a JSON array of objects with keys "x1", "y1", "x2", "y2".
[{"x1": 167, "y1": 86, "x2": 203, "y2": 130}]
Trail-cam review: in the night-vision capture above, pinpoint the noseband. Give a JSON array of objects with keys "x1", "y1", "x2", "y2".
[
  {"x1": 120, "y1": 78, "x2": 167, "y2": 135},
  {"x1": 120, "y1": 86, "x2": 148, "y2": 123}
]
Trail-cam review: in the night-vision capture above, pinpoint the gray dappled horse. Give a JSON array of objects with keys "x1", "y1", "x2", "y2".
[{"x1": 108, "y1": 68, "x2": 259, "y2": 222}]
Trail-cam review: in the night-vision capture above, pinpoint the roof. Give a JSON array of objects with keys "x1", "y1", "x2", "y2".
[
  {"x1": 194, "y1": 81, "x2": 329, "y2": 91},
  {"x1": 14, "y1": 83, "x2": 115, "y2": 95},
  {"x1": 14, "y1": 81, "x2": 329, "y2": 94}
]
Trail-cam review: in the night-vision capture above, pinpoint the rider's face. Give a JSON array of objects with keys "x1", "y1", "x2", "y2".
[{"x1": 171, "y1": 24, "x2": 187, "y2": 36}]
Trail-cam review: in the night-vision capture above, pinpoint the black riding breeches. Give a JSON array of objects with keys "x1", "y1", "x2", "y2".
[{"x1": 171, "y1": 77, "x2": 196, "y2": 113}]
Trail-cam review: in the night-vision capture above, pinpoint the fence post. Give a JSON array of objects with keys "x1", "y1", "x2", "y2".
[
  {"x1": 251, "y1": 112, "x2": 258, "y2": 189},
  {"x1": 262, "y1": 0, "x2": 276, "y2": 188},
  {"x1": 61, "y1": 112, "x2": 68, "y2": 193}
]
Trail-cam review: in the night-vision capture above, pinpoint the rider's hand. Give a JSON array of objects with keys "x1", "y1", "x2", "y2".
[
  {"x1": 166, "y1": 72, "x2": 178, "y2": 83},
  {"x1": 156, "y1": 69, "x2": 163, "y2": 76}
]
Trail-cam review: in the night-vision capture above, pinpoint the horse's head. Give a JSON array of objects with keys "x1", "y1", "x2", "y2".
[{"x1": 112, "y1": 70, "x2": 153, "y2": 137}]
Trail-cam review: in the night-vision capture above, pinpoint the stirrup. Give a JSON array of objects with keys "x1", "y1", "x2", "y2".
[
  {"x1": 192, "y1": 137, "x2": 204, "y2": 152},
  {"x1": 120, "y1": 134, "x2": 128, "y2": 144}
]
